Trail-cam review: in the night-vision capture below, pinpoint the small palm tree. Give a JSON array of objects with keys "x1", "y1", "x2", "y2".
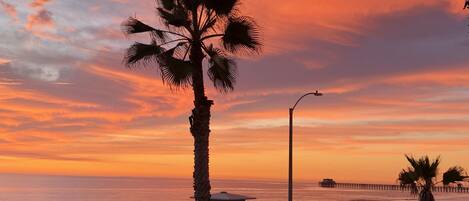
[
  {"x1": 443, "y1": 166, "x2": 468, "y2": 186},
  {"x1": 398, "y1": 155, "x2": 468, "y2": 201},
  {"x1": 121, "y1": 1, "x2": 261, "y2": 201}
]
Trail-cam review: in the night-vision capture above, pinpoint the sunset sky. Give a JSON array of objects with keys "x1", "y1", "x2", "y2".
[{"x1": 1, "y1": 0, "x2": 469, "y2": 184}]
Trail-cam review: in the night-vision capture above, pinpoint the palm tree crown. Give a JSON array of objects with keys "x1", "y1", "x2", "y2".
[
  {"x1": 443, "y1": 166, "x2": 468, "y2": 186},
  {"x1": 121, "y1": 0, "x2": 261, "y2": 92},
  {"x1": 399, "y1": 156, "x2": 440, "y2": 195},
  {"x1": 398, "y1": 155, "x2": 468, "y2": 201}
]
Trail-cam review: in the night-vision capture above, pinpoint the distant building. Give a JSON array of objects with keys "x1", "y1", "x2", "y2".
[{"x1": 319, "y1": 178, "x2": 336, "y2": 188}]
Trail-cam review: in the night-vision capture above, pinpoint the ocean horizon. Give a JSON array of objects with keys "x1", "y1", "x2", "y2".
[{"x1": 0, "y1": 174, "x2": 468, "y2": 201}]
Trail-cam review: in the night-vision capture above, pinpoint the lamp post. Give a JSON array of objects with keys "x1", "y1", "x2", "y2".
[{"x1": 288, "y1": 91, "x2": 323, "y2": 201}]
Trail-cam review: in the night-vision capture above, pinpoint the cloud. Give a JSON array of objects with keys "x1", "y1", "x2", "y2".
[
  {"x1": 30, "y1": 0, "x2": 51, "y2": 8},
  {"x1": 25, "y1": 0, "x2": 56, "y2": 40},
  {"x1": 0, "y1": 150, "x2": 101, "y2": 162},
  {"x1": 0, "y1": 58, "x2": 11, "y2": 65},
  {"x1": 0, "y1": 47, "x2": 71, "y2": 82},
  {"x1": 0, "y1": 0, "x2": 469, "y2": 181},
  {"x1": 230, "y1": 1, "x2": 468, "y2": 94},
  {"x1": 10, "y1": 62, "x2": 61, "y2": 82},
  {"x1": 0, "y1": 0, "x2": 17, "y2": 21},
  {"x1": 26, "y1": 9, "x2": 54, "y2": 30},
  {"x1": 241, "y1": 0, "x2": 454, "y2": 55}
]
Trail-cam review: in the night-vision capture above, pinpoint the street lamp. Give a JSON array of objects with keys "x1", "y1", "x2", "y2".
[{"x1": 288, "y1": 90, "x2": 323, "y2": 201}]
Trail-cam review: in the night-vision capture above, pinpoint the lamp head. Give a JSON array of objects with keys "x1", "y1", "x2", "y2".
[{"x1": 314, "y1": 90, "x2": 323, "y2": 96}]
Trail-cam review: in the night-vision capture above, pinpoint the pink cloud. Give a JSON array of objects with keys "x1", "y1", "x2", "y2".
[
  {"x1": 24, "y1": 5, "x2": 63, "y2": 41},
  {"x1": 26, "y1": 9, "x2": 54, "y2": 30},
  {"x1": 0, "y1": 0, "x2": 17, "y2": 21},
  {"x1": 25, "y1": 0, "x2": 56, "y2": 39}
]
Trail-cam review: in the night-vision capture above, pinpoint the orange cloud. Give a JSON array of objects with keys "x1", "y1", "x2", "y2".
[
  {"x1": 0, "y1": 58, "x2": 11, "y2": 65},
  {"x1": 385, "y1": 66, "x2": 469, "y2": 86},
  {"x1": 30, "y1": 0, "x2": 51, "y2": 8},
  {"x1": 86, "y1": 65, "x2": 193, "y2": 118},
  {"x1": 242, "y1": 0, "x2": 457, "y2": 54}
]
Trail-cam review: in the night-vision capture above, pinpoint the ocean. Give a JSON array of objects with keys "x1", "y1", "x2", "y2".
[{"x1": 0, "y1": 174, "x2": 468, "y2": 201}]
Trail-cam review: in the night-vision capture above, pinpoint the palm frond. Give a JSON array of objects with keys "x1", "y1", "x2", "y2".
[
  {"x1": 201, "y1": 17, "x2": 217, "y2": 33},
  {"x1": 443, "y1": 166, "x2": 468, "y2": 186},
  {"x1": 426, "y1": 156, "x2": 440, "y2": 179},
  {"x1": 406, "y1": 155, "x2": 440, "y2": 182},
  {"x1": 157, "y1": 46, "x2": 194, "y2": 88},
  {"x1": 205, "y1": 46, "x2": 237, "y2": 92},
  {"x1": 399, "y1": 169, "x2": 418, "y2": 185},
  {"x1": 203, "y1": 0, "x2": 239, "y2": 16},
  {"x1": 157, "y1": 6, "x2": 191, "y2": 27},
  {"x1": 159, "y1": 0, "x2": 176, "y2": 10},
  {"x1": 398, "y1": 168, "x2": 419, "y2": 195},
  {"x1": 406, "y1": 155, "x2": 420, "y2": 172},
  {"x1": 222, "y1": 16, "x2": 261, "y2": 54},
  {"x1": 124, "y1": 41, "x2": 165, "y2": 67},
  {"x1": 121, "y1": 17, "x2": 166, "y2": 41},
  {"x1": 417, "y1": 156, "x2": 439, "y2": 181},
  {"x1": 181, "y1": 0, "x2": 201, "y2": 10}
]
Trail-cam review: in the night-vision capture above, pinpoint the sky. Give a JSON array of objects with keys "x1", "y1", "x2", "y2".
[{"x1": 0, "y1": 0, "x2": 469, "y2": 184}]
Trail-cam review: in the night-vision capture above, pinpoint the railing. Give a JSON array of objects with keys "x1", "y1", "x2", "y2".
[{"x1": 320, "y1": 183, "x2": 469, "y2": 193}]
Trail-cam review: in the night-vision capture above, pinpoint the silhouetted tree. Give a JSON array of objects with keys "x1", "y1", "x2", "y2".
[
  {"x1": 121, "y1": 1, "x2": 261, "y2": 201},
  {"x1": 442, "y1": 166, "x2": 468, "y2": 186},
  {"x1": 398, "y1": 155, "x2": 468, "y2": 201}
]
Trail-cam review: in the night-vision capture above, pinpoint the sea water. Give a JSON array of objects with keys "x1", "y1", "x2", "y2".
[{"x1": 0, "y1": 174, "x2": 468, "y2": 201}]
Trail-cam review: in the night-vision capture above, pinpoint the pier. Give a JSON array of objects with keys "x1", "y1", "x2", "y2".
[{"x1": 319, "y1": 179, "x2": 469, "y2": 193}]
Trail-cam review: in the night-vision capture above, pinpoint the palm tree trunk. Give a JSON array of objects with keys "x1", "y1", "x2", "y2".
[
  {"x1": 419, "y1": 185, "x2": 435, "y2": 201},
  {"x1": 189, "y1": 42, "x2": 213, "y2": 201}
]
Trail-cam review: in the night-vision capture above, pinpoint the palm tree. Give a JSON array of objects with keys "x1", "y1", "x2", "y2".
[
  {"x1": 121, "y1": 1, "x2": 261, "y2": 201},
  {"x1": 398, "y1": 155, "x2": 468, "y2": 201},
  {"x1": 443, "y1": 166, "x2": 468, "y2": 186}
]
